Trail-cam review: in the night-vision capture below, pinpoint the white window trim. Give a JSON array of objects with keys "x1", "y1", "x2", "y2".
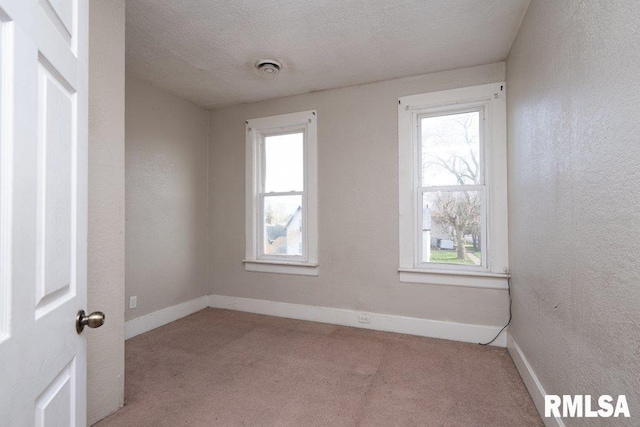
[
  {"x1": 398, "y1": 83, "x2": 509, "y2": 289},
  {"x1": 244, "y1": 110, "x2": 318, "y2": 276}
]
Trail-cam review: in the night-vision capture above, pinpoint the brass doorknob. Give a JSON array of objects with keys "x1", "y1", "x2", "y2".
[{"x1": 76, "y1": 310, "x2": 105, "y2": 334}]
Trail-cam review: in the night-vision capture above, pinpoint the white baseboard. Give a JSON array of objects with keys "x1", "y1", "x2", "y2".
[
  {"x1": 125, "y1": 294, "x2": 508, "y2": 346},
  {"x1": 507, "y1": 332, "x2": 565, "y2": 427},
  {"x1": 124, "y1": 296, "x2": 209, "y2": 340},
  {"x1": 207, "y1": 294, "x2": 507, "y2": 347}
]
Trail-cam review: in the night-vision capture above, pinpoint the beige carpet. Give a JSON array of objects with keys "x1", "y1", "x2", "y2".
[{"x1": 95, "y1": 308, "x2": 542, "y2": 426}]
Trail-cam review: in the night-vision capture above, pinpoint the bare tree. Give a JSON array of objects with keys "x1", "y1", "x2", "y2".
[
  {"x1": 431, "y1": 192, "x2": 480, "y2": 260},
  {"x1": 422, "y1": 113, "x2": 481, "y2": 261}
]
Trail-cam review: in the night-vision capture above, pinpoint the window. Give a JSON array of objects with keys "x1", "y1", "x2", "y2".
[
  {"x1": 398, "y1": 83, "x2": 509, "y2": 289},
  {"x1": 244, "y1": 110, "x2": 318, "y2": 276}
]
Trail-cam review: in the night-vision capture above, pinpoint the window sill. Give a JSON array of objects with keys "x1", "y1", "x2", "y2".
[
  {"x1": 398, "y1": 268, "x2": 509, "y2": 290},
  {"x1": 243, "y1": 259, "x2": 319, "y2": 276}
]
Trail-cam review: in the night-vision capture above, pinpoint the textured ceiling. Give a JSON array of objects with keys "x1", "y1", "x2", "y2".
[{"x1": 126, "y1": 0, "x2": 530, "y2": 109}]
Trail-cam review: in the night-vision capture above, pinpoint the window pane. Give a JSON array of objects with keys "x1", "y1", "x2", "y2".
[
  {"x1": 421, "y1": 111, "x2": 480, "y2": 186},
  {"x1": 422, "y1": 190, "x2": 482, "y2": 266},
  {"x1": 263, "y1": 195, "x2": 303, "y2": 256},
  {"x1": 264, "y1": 132, "x2": 304, "y2": 192}
]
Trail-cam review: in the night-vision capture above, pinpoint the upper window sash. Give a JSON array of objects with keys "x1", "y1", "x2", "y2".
[
  {"x1": 258, "y1": 128, "x2": 306, "y2": 194},
  {"x1": 417, "y1": 106, "x2": 486, "y2": 188}
]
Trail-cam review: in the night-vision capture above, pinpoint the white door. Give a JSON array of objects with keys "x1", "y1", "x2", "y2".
[{"x1": 0, "y1": 0, "x2": 90, "y2": 426}]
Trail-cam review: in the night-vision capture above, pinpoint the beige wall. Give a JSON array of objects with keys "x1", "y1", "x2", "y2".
[
  {"x1": 507, "y1": 0, "x2": 640, "y2": 422},
  {"x1": 87, "y1": 0, "x2": 126, "y2": 424},
  {"x1": 208, "y1": 63, "x2": 509, "y2": 326},
  {"x1": 125, "y1": 75, "x2": 209, "y2": 322}
]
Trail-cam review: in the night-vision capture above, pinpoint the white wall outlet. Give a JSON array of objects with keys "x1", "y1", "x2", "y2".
[
  {"x1": 129, "y1": 296, "x2": 137, "y2": 309},
  {"x1": 358, "y1": 313, "x2": 370, "y2": 324}
]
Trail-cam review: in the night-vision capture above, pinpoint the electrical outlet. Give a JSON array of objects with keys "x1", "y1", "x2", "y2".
[
  {"x1": 129, "y1": 296, "x2": 137, "y2": 309},
  {"x1": 358, "y1": 313, "x2": 370, "y2": 324}
]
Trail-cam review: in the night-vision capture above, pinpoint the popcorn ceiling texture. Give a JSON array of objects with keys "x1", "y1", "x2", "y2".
[
  {"x1": 125, "y1": 0, "x2": 530, "y2": 108},
  {"x1": 507, "y1": 0, "x2": 640, "y2": 424}
]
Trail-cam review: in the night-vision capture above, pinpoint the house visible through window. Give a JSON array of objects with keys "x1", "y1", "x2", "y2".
[
  {"x1": 420, "y1": 110, "x2": 485, "y2": 267},
  {"x1": 398, "y1": 84, "x2": 509, "y2": 289},
  {"x1": 262, "y1": 132, "x2": 304, "y2": 257},
  {"x1": 244, "y1": 110, "x2": 318, "y2": 276}
]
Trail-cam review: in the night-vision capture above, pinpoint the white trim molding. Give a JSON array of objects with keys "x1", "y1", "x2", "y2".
[
  {"x1": 208, "y1": 294, "x2": 507, "y2": 347},
  {"x1": 245, "y1": 110, "x2": 318, "y2": 276},
  {"x1": 124, "y1": 295, "x2": 209, "y2": 340},
  {"x1": 0, "y1": 17, "x2": 13, "y2": 344},
  {"x1": 242, "y1": 259, "x2": 318, "y2": 276},
  {"x1": 398, "y1": 268, "x2": 508, "y2": 289},
  {"x1": 398, "y1": 83, "x2": 508, "y2": 288},
  {"x1": 507, "y1": 332, "x2": 565, "y2": 427},
  {"x1": 124, "y1": 294, "x2": 509, "y2": 346}
]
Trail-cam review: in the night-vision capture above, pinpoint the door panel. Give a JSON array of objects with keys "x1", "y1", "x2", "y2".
[
  {"x1": 35, "y1": 359, "x2": 76, "y2": 427},
  {"x1": 38, "y1": 0, "x2": 76, "y2": 49},
  {"x1": 0, "y1": 0, "x2": 88, "y2": 425},
  {"x1": 35, "y1": 58, "x2": 76, "y2": 315}
]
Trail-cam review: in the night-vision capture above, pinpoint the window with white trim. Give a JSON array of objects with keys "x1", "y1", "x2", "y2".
[
  {"x1": 244, "y1": 110, "x2": 318, "y2": 276},
  {"x1": 398, "y1": 83, "x2": 509, "y2": 289}
]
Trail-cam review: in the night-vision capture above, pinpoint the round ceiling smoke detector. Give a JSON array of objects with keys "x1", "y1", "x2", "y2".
[{"x1": 255, "y1": 59, "x2": 282, "y2": 75}]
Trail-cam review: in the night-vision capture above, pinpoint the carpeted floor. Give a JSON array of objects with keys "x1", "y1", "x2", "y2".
[{"x1": 95, "y1": 308, "x2": 542, "y2": 426}]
